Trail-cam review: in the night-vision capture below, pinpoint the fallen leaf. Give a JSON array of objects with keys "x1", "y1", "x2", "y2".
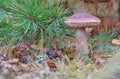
[
  {"x1": 47, "y1": 61, "x2": 57, "y2": 71},
  {"x1": 7, "y1": 58, "x2": 19, "y2": 64},
  {"x1": 47, "y1": 62, "x2": 56, "y2": 68},
  {"x1": 31, "y1": 45, "x2": 39, "y2": 50},
  {"x1": 63, "y1": 46, "x2": 76, "y2": 56},
  {"x1": 19, "y1": 43, "x2": 31, "y2": 51}
]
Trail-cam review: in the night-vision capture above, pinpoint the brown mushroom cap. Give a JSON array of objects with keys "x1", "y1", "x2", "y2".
[{"x1": 64, "y1": 13, "x2": 101, "y2": 28}]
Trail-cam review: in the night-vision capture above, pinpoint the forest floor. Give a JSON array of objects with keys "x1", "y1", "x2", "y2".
[{"x1": 0, "y1": 31, "x2": 120, "y2": 79}]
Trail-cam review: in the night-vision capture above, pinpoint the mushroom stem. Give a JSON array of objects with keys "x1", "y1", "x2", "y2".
[{"x1": 75, "y1": 28, "x2": 90, "y2": 55}]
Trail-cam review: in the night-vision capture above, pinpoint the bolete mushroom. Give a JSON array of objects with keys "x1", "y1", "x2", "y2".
[{"x1": 64, "y1": 12, "x2": 101, "y2": 55}]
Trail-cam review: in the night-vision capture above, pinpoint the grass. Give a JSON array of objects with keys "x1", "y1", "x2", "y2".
[{"x1": 88, "y1": 30, "x2": 118, "y2": 55}]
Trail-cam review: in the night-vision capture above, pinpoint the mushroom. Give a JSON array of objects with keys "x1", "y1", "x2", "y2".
[{"x1": 64, "y1": 12, "x2": 101, "y2": 56}]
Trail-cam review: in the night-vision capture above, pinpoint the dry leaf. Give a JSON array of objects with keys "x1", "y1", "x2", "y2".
[
  {"x1": 47, "y1": 62, "x2": 56, "y2": 68},
  {"x1": 47, "y1": 61, "x2": 57, "y2": 71},
  {"x1": 31, "y1": 45, "x2": 39, "y2": 50},
  {"x1": 7, "y1": 58, "x2": 19, "y2": 64},
  {"x1": 19, "y1": 43, "x2": 31, "y2": 51}
]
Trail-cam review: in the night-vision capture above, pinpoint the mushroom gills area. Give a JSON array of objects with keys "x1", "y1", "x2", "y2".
[{"x1": 75, "y1": 28, "x2": 90, "y2": 56}]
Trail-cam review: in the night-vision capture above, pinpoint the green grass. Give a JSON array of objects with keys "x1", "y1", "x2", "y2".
[{"x1": 88, "y1": 30, "x2": 118, "y2": 55}]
